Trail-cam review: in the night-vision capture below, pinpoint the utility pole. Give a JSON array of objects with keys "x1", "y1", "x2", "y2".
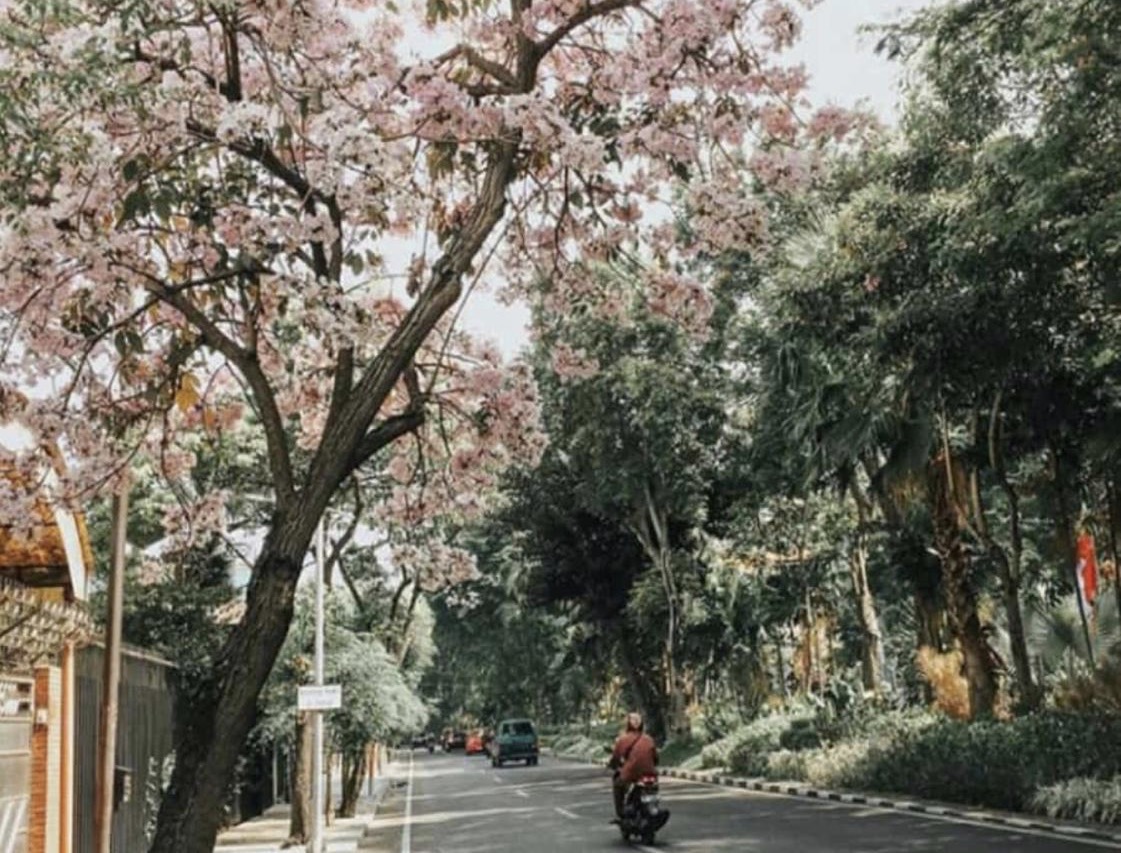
[
  {"x1": 310, "y1": 519, "x2": 326, "y2": 853},
  {"x1": 95, "y1": 477, "x2": 128, "y2": 853}
]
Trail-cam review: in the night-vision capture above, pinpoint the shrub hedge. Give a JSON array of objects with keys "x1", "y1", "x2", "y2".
[
  {"x1": 559, "y1": 710, "x2": 1121, "y2": 825},
  {"x1": 1031, "y1": 776, "x2": 1121, "y2": 825},
  {"x1": 860, "y1": 711, "x2": 1121, "y2": 812}
]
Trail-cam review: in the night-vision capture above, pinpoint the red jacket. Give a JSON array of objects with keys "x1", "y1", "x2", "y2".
[{"x1": 612, "y1": 732, "x2": 658, "y2": 785}]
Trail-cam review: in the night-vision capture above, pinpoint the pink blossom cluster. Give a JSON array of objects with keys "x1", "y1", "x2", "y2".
[
  {"x1": 759, "y1": 1, "x2": 803, "y2": 51},
  {"x1": 0, "y1": 0, "x2": 854, "y2": 526},
  {"x1": 380, "y1": 332, "x2": 546, "y2": 528},
  {"x1": 686, "y1": 178, "x2": 770, "y2": 256},
  {"x1": 160, "y1": 490, "x2": 230, "y2": 551},
  {"x1": 390, "y1": 540, "x2": 480, "y2": 594},
  {"x1": 551, "y1": 341, "x2": 600, "y2": 383},
  {"x1": 646, "y1": 271, "x2": 714, "y2": 338},
  {"x1": 749, "y1": 147, "x2": 815, "y2": 194}
]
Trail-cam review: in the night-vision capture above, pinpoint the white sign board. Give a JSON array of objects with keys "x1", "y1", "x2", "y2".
[{"x1": 298, "y1": 684, "x2": 342, "y2": 711}]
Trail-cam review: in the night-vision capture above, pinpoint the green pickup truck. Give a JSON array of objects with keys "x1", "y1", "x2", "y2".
[{"x1": 490, "y1": 718, "x2": 539, "y2": 767}]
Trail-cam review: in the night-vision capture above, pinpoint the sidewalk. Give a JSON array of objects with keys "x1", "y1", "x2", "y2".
[{"x1": 213, "y1": 774, "x2": 395, "y2": 853}]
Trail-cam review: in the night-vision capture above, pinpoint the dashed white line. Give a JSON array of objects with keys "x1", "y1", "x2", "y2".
[
  {"x1": 515, "y1": 789, "x2": 529, "y2": 798},
  {"x1": 554, "y1": 807, "x2": 579, "y2": 820}
]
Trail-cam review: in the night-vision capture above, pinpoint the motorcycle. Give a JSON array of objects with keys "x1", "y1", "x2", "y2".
[{"x1": 617, "y1": 773, "x2": 670, "y2": 845}]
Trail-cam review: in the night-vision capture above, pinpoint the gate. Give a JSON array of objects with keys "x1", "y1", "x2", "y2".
[
  {"x1": 0, "y1": 676, "x2": 33, "y2": 853},
  {"x1": 74, "y1": 646, "x2": 174, "y2": 853}
]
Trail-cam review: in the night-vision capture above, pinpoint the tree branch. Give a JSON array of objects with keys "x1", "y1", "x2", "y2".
[
  {"x1": 320, "y1": 137, "x2": 519, "y2": 495},
  {"x1": 325, "y1": 477, "x2": 363, "y2": 582},
  {"x1": 138, "y1": 276, "x2": 296, "y2": 507},
  {"x1": 436, "y1": 44, "x2": 519, "y2": 91},
  {"x1": 536, "y1": 0, "x2": 641, "y2": 58},
  {"x1": 185, "y1": 119, "x2": 324, "y2": 207},
  {"x1": 337, "y1": 561, "x2": 368, "y2": 616},
  {"x1": 347, "y1": 410, "x2": 426, "y2": 476}
]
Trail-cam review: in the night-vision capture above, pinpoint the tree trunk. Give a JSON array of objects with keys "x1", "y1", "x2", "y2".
[
  {"x1": 849, "y1": 536, "x2": 884, "y2": 694},
  {"x1": 1052, "y1": 446, "x2": 1096, "y2": 665},
  {"x1": 631, "y1": 484, "x2": 689, "y2": 738},
  {"x1": 994, "y1": 549, "x2": 1036, "y2": 709},
  {"x1": 773, "y1": 631, "x2": 788, "y2": 699},
  {"x1": 929, "y1": 452, "x2": 998, "y2": 719},
  {"x1": 979, "y1": 394, "x2": 1038, "y2": 709},
  {"x1": 848, "y1": 483, "x2": 884, "y2": 694},
  {"x1": 396, "y1": 582, "x2": 423, "y2": 665},
  {"x1": 287, "y1": 712, "x2": 313, "y2": 843},
  {"x1": 338, "y1": 751, "x2": 365, "y2": 818},
  {"x1": 150, "y1": 523, "x2": 314, "y2": 853},
  {"x1": 914, "y1": 588, "x2": 944, "y2": 652}
]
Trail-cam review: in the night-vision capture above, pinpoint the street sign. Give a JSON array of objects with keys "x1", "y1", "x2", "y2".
[{"x1": 298, "y1": 684, "x2": 342, "y2": 711}]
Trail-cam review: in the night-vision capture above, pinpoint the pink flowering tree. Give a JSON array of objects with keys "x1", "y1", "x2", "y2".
[{"x1": 0, "y1": 0, "x2": 845, "y2": 847}]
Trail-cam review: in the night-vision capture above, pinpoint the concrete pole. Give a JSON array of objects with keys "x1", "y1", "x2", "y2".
[
  {"x1": 310, "y1": 518, "x2": 326, "y2": 853},
  {"x1": 60, "y1": 642, "x2": 76, "y2": 853},
  {"x1": 95, "y1": 480, "x2": 128, "y2": 853}
]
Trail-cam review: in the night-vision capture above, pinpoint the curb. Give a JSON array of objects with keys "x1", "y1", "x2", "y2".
[{"x1": 655, "y1": 766, "x2": 1121, "y2": 846}]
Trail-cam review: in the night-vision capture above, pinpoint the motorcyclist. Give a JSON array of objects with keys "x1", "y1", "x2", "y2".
[{"x1": 608, "y1": 711, "x2": 658, "y2": 822}]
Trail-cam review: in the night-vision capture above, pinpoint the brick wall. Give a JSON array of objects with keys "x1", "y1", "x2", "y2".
[{"x1": 30, "y1": 665, "x2": 61, "y2": 853}]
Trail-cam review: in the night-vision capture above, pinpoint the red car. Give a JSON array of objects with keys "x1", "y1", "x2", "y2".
[{"x1": 465, "y1": 731, "x2": 486, "y2": 755}]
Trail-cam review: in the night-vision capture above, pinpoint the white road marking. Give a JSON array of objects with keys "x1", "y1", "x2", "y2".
[
  {"x1": 400, "y1": 751, "x2": 415, "y2": 853},
  {"x1": 554, "y1": 807, "x2": 579, "y2": 820},
  {"x1": 493, "y1": 775, "x2": 503, "y2": 784},
  {"x1": 515, "y1": 789, "x2": 529, "y2": 798}
]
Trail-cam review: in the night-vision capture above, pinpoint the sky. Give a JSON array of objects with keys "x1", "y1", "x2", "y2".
[{"x1": 455, "y1": 0, "x2": 933, "y2": 358}]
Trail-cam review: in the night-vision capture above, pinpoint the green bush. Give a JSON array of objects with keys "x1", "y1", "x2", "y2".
[
  {"x1": 764, "y1": 740, "x2": 874, "y2": 788},
  {"x1": 723, "y1": 714, "x2": 797, "y2": 775},
  {"x1": 694, "y1": 701, "x2": 750, "y2": 744},
  {"x1": 1031, "y1": 776, "x2": 1121, "y2": 825},
  {"x1": 659, "y1": 736, "x2": 705, "y2": 769},
  {"x1": 765, "y1": 749, "x2": 809, "y2": 781},
  {"x1": 779, "y1": 718, "x2": 822, "y2": 751},
  {"x1": 860, "y1": 711, "x2": 1121, "y2": 812},
  {"x1": 551, "y1": 732, "x2": 607, "y2": 763},
  {"x1": 700, "y1": 728, "x2": 743, "y2": 769}
]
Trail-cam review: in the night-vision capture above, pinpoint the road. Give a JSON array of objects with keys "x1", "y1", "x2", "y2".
[{"x1": 360, "y1": 751, "x2": 1120, "y2": 852}]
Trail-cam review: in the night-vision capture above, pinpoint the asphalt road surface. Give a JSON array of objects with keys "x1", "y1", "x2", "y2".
[{"x1": 360, "y1": 751, "x2": 1120, "y2": 852}]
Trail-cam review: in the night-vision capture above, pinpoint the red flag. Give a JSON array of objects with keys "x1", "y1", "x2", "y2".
[{"x1": 1076, "y1": 534, "x2": 1098, "y2": 608}]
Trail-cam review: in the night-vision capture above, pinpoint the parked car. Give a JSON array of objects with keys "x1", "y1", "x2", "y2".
[
  {"x1": 490, "y1": 718, "x2": 539, "y2": 767},
  {"x1": 465, "y1": 731, "x2": 486, "y2": 755},
  {"x1": 443, "y1": 729, "x2": 467, "y2": 751}
]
